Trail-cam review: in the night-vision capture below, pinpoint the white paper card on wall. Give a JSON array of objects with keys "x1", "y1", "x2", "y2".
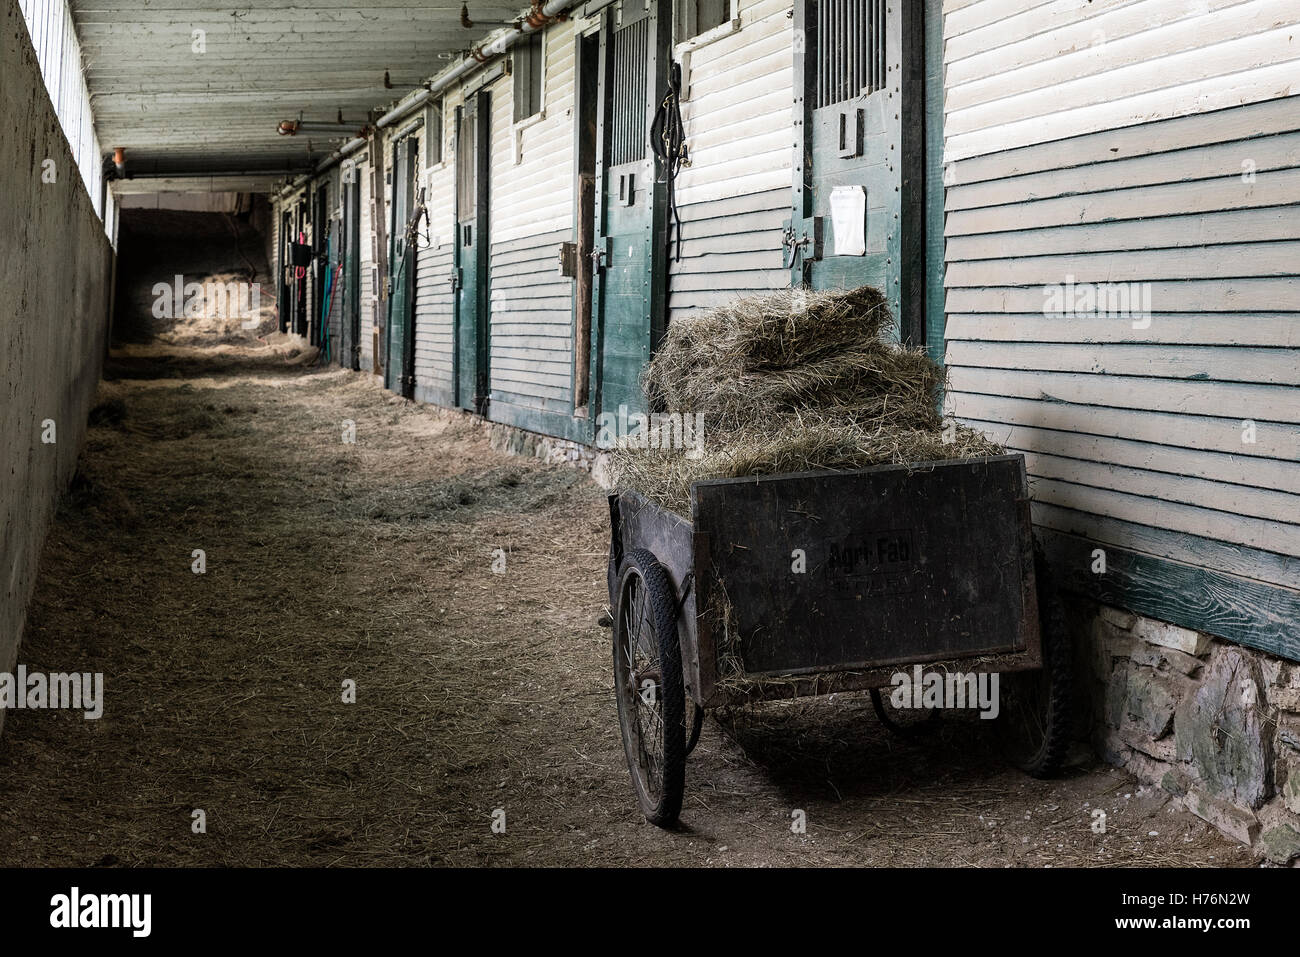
[{"x1": 830, "y1": 185, "x2": 867, "y2": 257}]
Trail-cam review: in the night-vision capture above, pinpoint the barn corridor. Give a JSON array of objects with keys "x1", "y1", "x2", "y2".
[
  {"x1": 8, "y1": 0, "x2": 1298, "y2": 883},
  {"x1": 0, "y1": 344, "x2": 1251, "y2": 867}
]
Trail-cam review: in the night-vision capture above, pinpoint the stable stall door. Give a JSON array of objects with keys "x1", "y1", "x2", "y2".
[
  {"x1": 454, "y1": 93, "x2": 490, "y2": 413},
  {"x1": 386, "y1": 135, "x2": 418, "y2": 398},
  {"x1": 590, "y1": 0, "x2": 670, "y2": 421},
  {"x1": 340, "y1": 169, "x2": 362, "y2": 370},
  {"x1": 789, "y1": 0, "x2": 926, "y2": 344}
]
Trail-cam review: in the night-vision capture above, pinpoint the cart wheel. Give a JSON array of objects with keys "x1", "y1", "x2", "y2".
[
  {"x1": 996, "y1": 543, "x2": 1073, "y2": 777},
  {"x1": 613, "y1": 549, "x2": 686, "y2": 827},
  {"x1": 685, "y1": 697, "x2": 704, "y2": 756}
]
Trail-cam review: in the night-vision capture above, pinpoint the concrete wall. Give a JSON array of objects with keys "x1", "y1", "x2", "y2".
[{"x1": 1, "y1": 0, "x2": 114, "y2": 732}]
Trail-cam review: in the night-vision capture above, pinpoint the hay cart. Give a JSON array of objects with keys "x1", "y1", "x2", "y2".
[{"x1": 606, "y1": 453, "x2": 1071, "y2": 827}]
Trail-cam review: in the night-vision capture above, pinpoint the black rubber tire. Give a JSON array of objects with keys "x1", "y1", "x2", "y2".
[
  {"x1": 996, "y1": 542, "x2": 1073, "y2": 777},
  {"x1": 613, "y1": 549, "x2": 687, "y2": 827},
  {"x1": 685, "y1": 697, "x2": 704, "y2": 756}
]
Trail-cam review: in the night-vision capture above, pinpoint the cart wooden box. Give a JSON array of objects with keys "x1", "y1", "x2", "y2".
[{"x1": 606, "y1": 454, "x2": 1069, "y2": 826}]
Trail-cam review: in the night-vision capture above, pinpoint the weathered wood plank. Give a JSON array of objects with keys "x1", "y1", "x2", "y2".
[
  {"x1": 945, "y1": 241, "x2": 1300, "y2": 286},
  {"x1": 945, "y1": 208, "x2": 1300, "y2": 260},
  {"x1": 948, "y1": 365, "x2": 1300, "y2": 422},
  {"x1": 1039, "y1": 527, "x2": 1300, "y2": 662},
  {"x1": 946, "y1": 168, "x2": 1300, "y2": 236},
  {"x1": 944, "y1": 278, "x2": 1300, "y2": 313},
  {"x1": 1031, "y1": 500, "x2": 1300, "y2": 587},
  {"x1": 950, "y1": 394, "x2": 1300, "y2": 460},
  {"x1": 1020, "y1": 449, "x2": 1300, "y2": 525},
  {"x1": 944, "y1": 312, "x2": 1300, "y2": 347},
  {"x1": 946, "y1": 341, "x2": 1300, "y2": 385},
  {"x1": 958, "y1": 416, "x2": 1300, "y2": 496}
]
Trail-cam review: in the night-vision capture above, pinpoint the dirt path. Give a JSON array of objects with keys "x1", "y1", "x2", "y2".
[{"x1": 0, "y1": 345, "x2": 1253, "y2": 867}]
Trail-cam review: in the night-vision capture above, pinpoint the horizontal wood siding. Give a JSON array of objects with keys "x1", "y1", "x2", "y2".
[
  {"x1": 674, "y1": 0, "x2": 794, "y2": 207},
  {"x1": 667, "y1": 188, "x2": 789, "y2": 321},
  {"x1": 414, "y1": 242, "x2": 455, "y2": 406},
  {"x1": 357, "y1": 154, "x2": 375, "y2": 374},
  {"x1": 943, "y1": 0, "x2": 1300, "y2": 163},
  {"x1": 482, "y1": 25, "x2": 582, "y2": 436},
  {"x1": 413, "y1": 91, "x2": 459, "y2": 404},
  {"x1": 489, "y1": 228, "x2": 574, "y2": 417},
  {"x1": 943, "y1": 0, "x2": 1300, "y2": 653},
  {"x1": 492, "y1": 19, "x2": 577, "y2": 244},
  {"x1": 666, "y1": 0, "x2": 793, "y2": 320}
]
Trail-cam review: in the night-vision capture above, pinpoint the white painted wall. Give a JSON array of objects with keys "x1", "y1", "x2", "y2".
[{"x1": 942, "y1": 0, "x2": 1300, "y2": 582}]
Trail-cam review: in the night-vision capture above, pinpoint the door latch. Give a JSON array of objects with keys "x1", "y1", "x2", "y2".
[
  {"x1": 782, "y1": 217, "x2": 823, "y2": 267},
  {"x1": 591, "y1": 247, "x2": 607, "y2": 272}
]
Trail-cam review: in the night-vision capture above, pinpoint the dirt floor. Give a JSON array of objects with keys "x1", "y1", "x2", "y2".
[{"x1": 0, "y1": 343, "x2": 1256, "y2": 867}]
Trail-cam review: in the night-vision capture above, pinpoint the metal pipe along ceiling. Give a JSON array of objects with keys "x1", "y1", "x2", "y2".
[{"x1": 305, "y1": 0, "x2": 579, "y2": 185}]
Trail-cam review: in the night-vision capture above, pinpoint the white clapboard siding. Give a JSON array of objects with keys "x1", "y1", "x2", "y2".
[
  {"x1": 947, "y1": 0, "x2": 1253, "y2": 88},
  {"x1": 949, "y1": 366, "x2": 1300, "y2": 423},
  {"x1": 666, "y1": 0, "x2": 793, "y2": 321},
  {"x1": 943, "y1": 1, "x2": 1300, "y2": 583},
  {"x1": 947, "y1": 132, "x2": 1300, "y2": 212},
  {"x1": 945, "y1": 314, "x2": 1300, "y2": 348},
  {"x1": 1020, "y1": 451, "x2": 1299, "y2": 525},
  {"x1": 674, "y1": 0, "x2": 794, "y2": 207},
  {"x1": 413, "y1": 92, "x2": 458, "y2": 404},
  {"x1": 948, "y1": 0, "x2": 1280, "y2": 114},
  {"x1": 667, "y1": 188, "x2": 790, "y2": 320},
  {"x1": 961, "y1": 418, "x2": 1300, "y2": 497},
  {"x1": 489, "y1": 228, "x2": 575, "y2": 412},
  {"x1": 357, "y1": 153, "x2": 375, "y2": 373},
  {"x1": 479, "y1": 25, "x2": 579, "y2": 417},
  {"x1": 950, "y1": 394, "x2": 1300, "y2": 462},
  {"x1": 947, "y1": 167, "x2": 1300, "y2": 236},
  {"x1": 950, "y1": 95, "x2": 1300, "y2": 185},
  {"x1": 944, "y1": 0, "x2": 1300, "y2": 161},
  {"x1": 946, "y1": 207, "x2": 1300, "y2": 260},
  {"x1": 491, "y1": 20, "x2": 577, "y2": 244},
  {"x1": 413, "y1": 241, "x2": 455, "y2": 404},
  {"x1": 946, "y1": 279, "x2": 1300, "y2": 314},
  {"x1": 946, "y1": 341, "x2": 1300, "y2": 385}
]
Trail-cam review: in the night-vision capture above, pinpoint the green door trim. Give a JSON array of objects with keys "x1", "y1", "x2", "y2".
[
  {"x1": 588, "y1": 0, "x2": 671, "y2": 435},
  {"x1": 453, "y1": 92, "x2": 491, "y2": 414},
  {"x1": 386, "y1": 134, "x2": 419, "y2": 398},
  {"x1": 922, "y1": 0, "x2": 946, "y2": 367},
  {"x1": 788, "y1": 0, "x2": 927, "y2": 348},
  {"x1": 341, "y1": 167, "x2": 362, "y2": 371}
]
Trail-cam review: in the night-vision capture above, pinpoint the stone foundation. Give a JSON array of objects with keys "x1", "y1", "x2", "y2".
[
  {"x1": 1076, "y1": 596, "x2": 1300, "y2": 865},
  {"x1": 485, "y1": 421, "x2": 612, "y2": 487}
]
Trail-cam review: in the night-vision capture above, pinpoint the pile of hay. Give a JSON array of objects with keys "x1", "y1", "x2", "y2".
[{"x1": 610, "y1": 286, "x2": 1003, "y2": 514}]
